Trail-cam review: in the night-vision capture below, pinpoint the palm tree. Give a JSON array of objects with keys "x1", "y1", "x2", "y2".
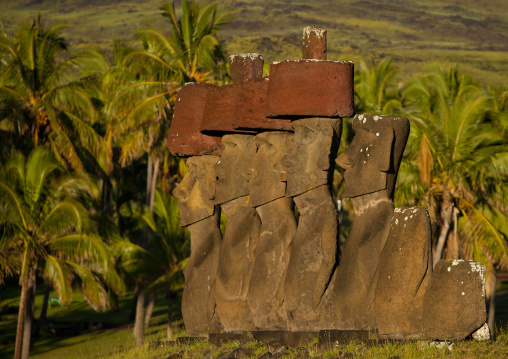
[
  {"x1": 0, "y1": 16, "x2": 105, "y2": 174},
  {"x1": 139, "y1": 189, "x2": 189, "y2": 340},
  {"x1": 354, "y1": 58, "x2": 402, "y2": 115},
  {"x1": 126, "y1": 0, "x2": 235, "y2": 84},
  {"x1": 105, "y1": 1, "x2": 233, "y2": 346},
  {"x1": 400, "y1": 66, "x2": 508, "y2": 333},
  {"x1": 0, "y1": 147, "x2": 124, "y2": 359}
]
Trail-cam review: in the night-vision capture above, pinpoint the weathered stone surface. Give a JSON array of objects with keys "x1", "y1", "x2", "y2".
[
  {"x1": 248, "y1": 197, "x2": 296, "y2": 330},
  {"x1": 472, "y1": 323, "x2": 490, "y2": 341},
  {"x1": 233, "y1": 79, "x2": 293, "y2": 132},
  {"x1": 214, "y1": 135, "x2": 257, "y2": 205},
  {"x1": 201, "y1": 84, "x2": 255, "y2": 134},
  {"x1": 302, "y1": 26, "x2": 327, "y2": 60},
  {"x1": 213, "y1": 135, "x2": 261, "y2": 332},
  {"x1": 284, "y1": 185, "x2": 339, "y2": 331},
  {"x1": 319, "y1": 330, "x2": 380, "y2": 346},
  {"x1": 327, "y1": 115, "x2": 410, "y2": 330},
  {"x1": 265, "y1": 60, "x2": 354, "y2": 118},
  {"x1": 215, "y1": 195, "x2": 260, "y2": 332},
  {"x1": 282, "y1": 117, "x2": 341, "y2": 331},
  {"x1": 242, "y1": 131, "x2": 295, "y2": 330},
  {"x1": 181, "y1": 212, "x2": 223, "y2": 336},
  {"x1": 173, "y1": 156, "x2": 219, "y2": 226},
  {"x1": 173, "y1": 156, "x2": 222, "y2": 336},
  {"x1": 338, "y1": 114, "x2": 410, "y2": 199},
  {"x1": 244, "y1": 131, "x2": 294, "y2": 207},
  {"x1": 283, "y1": 118, "x2": 341, "y2": 197},
  {"x1": 167, "y1": 83, "x2": 223, "y2": 157},
  {"x1": 243, "y1": 330, "x2": 284, "y2": 344},
  {"x1": 209, "y1": 333, "x2": 244, "y2": 346},
  {"x1": 423, "y1": 259, "x2": 487, "y2": 340},
  {"x1": 327, "y1": 198, "x2": 393, "y2": 330},
  {"x1": 280, "y1": 331, "x2": 319, "y2": 347},
  {"x1": 375, "y1": 206, "x2": 433, "y2": 338},
  {"x1": 229, "y1": 53, "x2": 264, "y2": 84}
]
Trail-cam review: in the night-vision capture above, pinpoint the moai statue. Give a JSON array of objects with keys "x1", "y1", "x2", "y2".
[
  {"x1": 214, "y1": 134, "x2": 260, "y2": 333},
  {"x1": 423, "y1": 260, "x2": 488, "y2": 340},
  {"x1": 375, "y1": 205, "x2": 433, "y2": 338},
  {"x1": 173, "y1": 156, "x2": 222, "y2": 337},
  {"x1": 263, "y1": 27, "x2": 352, "y2": 331},
  {"x1": 328, "y1": 114, "x2": 411, "y2": 330},
  {"x1": 167, "y1": 81, "x2": 224, "y2": 337},
  {"x1": 243, "y1": 131, "x2": 296, "y2": 331},
  {"x1": 282, "y1": 118, "x2": 342, "y2": 331}
]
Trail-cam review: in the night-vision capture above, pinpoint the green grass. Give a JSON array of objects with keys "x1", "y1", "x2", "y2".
[
  {"x1": 0, "y1": 0, "x2": 507, "y2": 87},
  {"x1": 0, "y1": 282, "x2": 184, "y2": 359},
  {"x1": 2, "y1": 283, "x2": 508, "y2": 358}
]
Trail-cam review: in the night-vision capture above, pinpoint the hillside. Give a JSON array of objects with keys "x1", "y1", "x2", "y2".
[{"x1": 1, "y1": 0, "x2": 507, "y2": 86}]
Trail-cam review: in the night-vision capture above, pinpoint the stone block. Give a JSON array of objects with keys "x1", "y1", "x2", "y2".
[
  {"x1": 201, "y1": 84, "x2": 256, "y2": 134},
  {"x1": 233, "y1": 78, "x2": 292, "y2": 131},
  {"x1": 280, "y1": 331, "x2": 319, "y2": 347},
  {"x1": 302, "y1": 26, "x2": 327, "y2": 60},
  {"x1": 423, "y1": 259, "x2": 487, "y2": 340},
  {"x1": 319, "y1": 330, "x2": 379, "y2": 345},
  {"x1": 167, "y1": 83, "x2": 223, "y2": 157},
  {"x1": 229, "y1": 53, "x2": 264, "y2": 83},
  {"x1": 208, "y1": 333, "x2": 243, "y2": 346},
  {"x1": 243, "y1": 331, "x2": 284, "y2": 344},
  {"x1": 375, "y1": 206, "x2": 432, "y2": 338},
  {"x1": 265, "y1": 60, "x2": 354, "y2": 118}
]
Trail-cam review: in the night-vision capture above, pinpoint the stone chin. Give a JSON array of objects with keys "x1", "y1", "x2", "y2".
[
  {"x1": 341, "y1": 168, "x2": 387, "y2": 199},
  {"x1": 285, "y1": 171, "x2": 328, "y2": 198},
  {"x1": 249, "y1": 186, "x2": 286, "y2": 207},
  {"x1": 178, "y1": 204, "x2": 215, "y2": 227}
]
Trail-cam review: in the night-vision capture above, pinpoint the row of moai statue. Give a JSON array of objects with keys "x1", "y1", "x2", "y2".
[{"x1": 167, "y1": 27, "x2": 489, "y2": 341}]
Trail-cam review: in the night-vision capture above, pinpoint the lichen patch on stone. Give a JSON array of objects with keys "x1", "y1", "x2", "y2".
[{"x1": 229, "y1": 53, "x2": 263, "y2": 62}]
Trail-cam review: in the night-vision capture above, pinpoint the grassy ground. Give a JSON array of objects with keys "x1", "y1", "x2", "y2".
[
  {"x1": 0, "y1": 0, "x2": 507, "y2": 87},
  {"x1": 1, "y1": 282, "x2": 508, "y2": 358},
  {"x1": 0, "y1": 282, "x2": 184, "y2": 358}
]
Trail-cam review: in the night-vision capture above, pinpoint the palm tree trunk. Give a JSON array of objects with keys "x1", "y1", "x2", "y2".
[
  {"x1": 444, "y1": 207, "x2": 460, "y2": 259},
  {"x1": 144, "y1": 291, "x2": 156, "y2": 327},
  {"x1": 14, "y1": 276, "x2": 29, "y2": 359},
  {"x1": 150, "y1": 156, "x2": 160, "y2": 213},
  {"x1": 488, "y1": 270, "x2": 498, "y2": 337},
  {"x1": 133, "y1": 288, "x2": 145, "y2": 347},
  {"x1": 130, "y1": 285, "x2": 139, "y2": 320},
  {"x1": 21, "y1": 268, "x2": 36, "y2": 359},
  {"x1": 102, "y1": 176, "x2": 113, "y2": 216},
  {"x1": 433, "y1": 202, "x2": 454, "y2": 267},
  {"x1": 38, "y1": 284, "x2": 51, "y2": 335},
  {"x1": 166, "y1": 288, "x2": 173, "y2": 341},
  {"x1": 108, "y1": 289, "x2": 119, "y2": 312}
]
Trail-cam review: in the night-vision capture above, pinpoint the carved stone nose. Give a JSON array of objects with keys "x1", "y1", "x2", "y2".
[
  {"x1": 172, "y1": 184, "x2": 189, "y2": 201},
  {"x1": 336, "y1": 152, "x2": 352, "y2": 170},
  {"x1": 241, "y1": 168, "x2": 258, "y2": 181}
]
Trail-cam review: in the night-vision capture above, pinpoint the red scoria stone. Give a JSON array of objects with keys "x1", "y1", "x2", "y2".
[
  {"x1": 166, "y1": 83, "x2": 223, "y2": 157},
  {"x1": 265, "y1": 60, "x2": 355, "y2": 118},
  {"x1": 233, "y1": 78, "x2": 292, "y2": 132}
]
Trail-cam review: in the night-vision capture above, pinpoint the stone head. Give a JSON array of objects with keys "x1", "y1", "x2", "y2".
[
  {"x1": 336, "y1": 114, "x2": 410, "y2": 200},
  {"x1": 242, "y1": 131, "x2": 294, "y2": 207},
  {"x1": 214, "y1": 134, "x2": 257, "y2": 205},
  {"x1": 282, "y1": 118, "x2": 341, "y2": 197},
  {"x1": 172, "y1": 155, "x2": 219, "y2": 226}
]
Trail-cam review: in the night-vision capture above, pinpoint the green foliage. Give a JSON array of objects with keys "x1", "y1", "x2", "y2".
[
  {"x1": 0, "y1": 17, "x2": 105, "y2": 174},
  {"x1": 125, "y1": 0, "x2": 235, "y2": 84},
  {"x1": 0, "y1": 147, "x2": 123, "y2": 310}
]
